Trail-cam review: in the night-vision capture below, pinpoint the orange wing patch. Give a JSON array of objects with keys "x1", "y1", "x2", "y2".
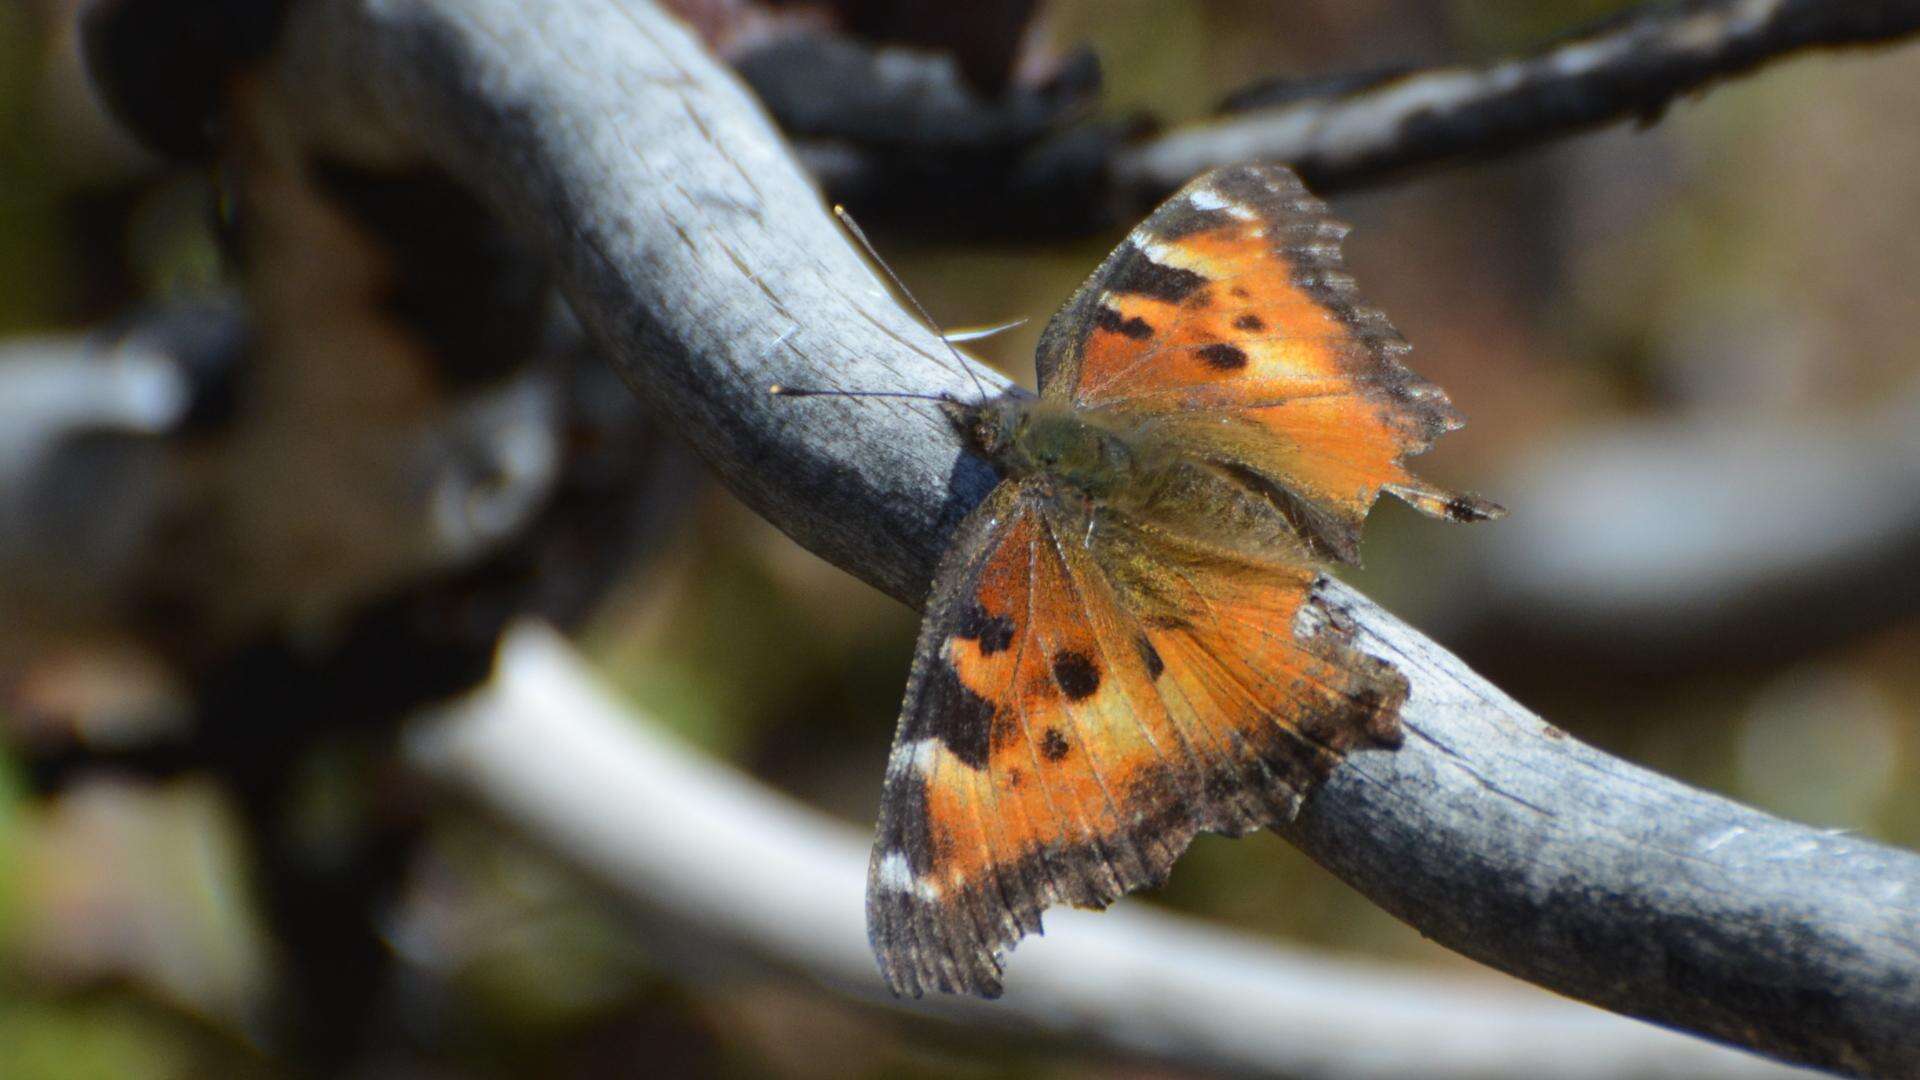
[
  {"x1": 1033, "y1": 164, "x2": 1502, "y2": 559},
  {"x1": 867, "y1": 486, "x2": 1403, "y2": 997},
  {"x1": 1073, "y1": 235, "x2": 1355, "y2": 404}
]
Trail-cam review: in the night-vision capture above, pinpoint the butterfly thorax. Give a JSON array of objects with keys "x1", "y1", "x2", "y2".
[
  {"x1": 946, "y1": 394, "x2": 1164, "y2": 504},
  {"x1": 948, "y1": 392, "x2": 1352, "y2": 569}
]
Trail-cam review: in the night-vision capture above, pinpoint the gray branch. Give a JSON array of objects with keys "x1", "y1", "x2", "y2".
[
  {"x1": 1116, "y1": 0, "x2": 1920, "y2": 197},
  {"x1": 281, "y1": 1, "x2": 1920, "y2": 1074}
]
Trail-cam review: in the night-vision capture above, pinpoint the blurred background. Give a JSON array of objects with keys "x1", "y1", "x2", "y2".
[{"x1": 2, "y1": 0, "x2": 1918, "y2": 1076}]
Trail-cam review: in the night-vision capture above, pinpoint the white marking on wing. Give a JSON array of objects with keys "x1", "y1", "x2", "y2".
[
  {"x1": 877, "y1": 851, "x2": 943, "y2": 898},
  {"x1": 908, "y1": 737, "x2": 944, "y2": 775}
]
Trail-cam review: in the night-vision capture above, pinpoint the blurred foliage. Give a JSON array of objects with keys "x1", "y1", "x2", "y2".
[
  {"x1": 0, "y1": 997, "x2": 193, "y2": 1080},
  {"x1": 1450, "y1": 0, "x2": 1643, "y2": 51},
  {"x1": 1, "y1": 0, "x2": 1918, "y2": 1077},
  {"x1": 0, "y1": 755, "x2": 22, "y2": 950},
  {"x1": 0, "y1": 3, "x2": 70, "y2": 330}
]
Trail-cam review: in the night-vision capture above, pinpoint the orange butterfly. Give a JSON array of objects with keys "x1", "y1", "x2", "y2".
[{"x1": 837, "y1": 164, "x2": 1501, "y2": 997}]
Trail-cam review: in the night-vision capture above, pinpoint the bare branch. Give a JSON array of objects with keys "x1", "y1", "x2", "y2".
[
  {"x1": 1116, "y1": 0, "x2": 1920, "y2": 197},
  {"x1": 1430, "y1": 391, "x2": 1920, "y2": 670},
  {"x1": 280, "y1": 1, "x2": 1920, "y2": 1074},
  {"x1": 412, "y1": 623, "x2": 1817, "y2": 1080}
]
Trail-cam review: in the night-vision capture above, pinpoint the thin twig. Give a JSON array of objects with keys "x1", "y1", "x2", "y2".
[
  {"x1": 1115, "y1": 0, "x2": 1920, "y2": 198},
  {"x1": 280, "y1": 1, "x2": 1920, "y2": 1074}
]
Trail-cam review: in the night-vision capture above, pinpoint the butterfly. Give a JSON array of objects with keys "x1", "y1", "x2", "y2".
[{"x1": 812, "y1": 163, "x2": 1501, "y2": 998}]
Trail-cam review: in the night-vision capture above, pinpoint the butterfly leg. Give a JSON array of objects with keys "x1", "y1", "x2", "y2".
[
  {"x1": 1077, "y1": 497, "x2": 1108, "y2": 550},
  {"x1": 1046, "y1": 483, "x2": 1101, "y2": 550}
]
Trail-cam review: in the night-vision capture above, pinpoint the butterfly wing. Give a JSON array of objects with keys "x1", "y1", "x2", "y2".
[
  {"x1": 869, "y1": 481, "x2": 1403, "y2": 997},
  {"x1": 1034, "y1": 163, "x2": 1500, "y2": 562}
]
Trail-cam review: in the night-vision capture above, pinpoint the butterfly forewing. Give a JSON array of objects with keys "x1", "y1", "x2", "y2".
[{"x1": 1034, "y1": 163, "x2": 1500, "y2": 557}]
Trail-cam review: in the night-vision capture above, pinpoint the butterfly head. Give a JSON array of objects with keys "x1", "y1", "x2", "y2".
[
  {"x1": 945, "y1": 393, "x2": 1137, "y2": 500},
  {"x1": 939, "y1": 394, "x2": 1022, "y2": 463}
]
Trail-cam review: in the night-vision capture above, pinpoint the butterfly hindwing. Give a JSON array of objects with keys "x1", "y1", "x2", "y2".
[
  {"x1": 868, "y1": 482, "x2": 1405, "y2": 997},
  {"x1": 1034, "y1": 163, "x2": 1501, "y2": 560}
]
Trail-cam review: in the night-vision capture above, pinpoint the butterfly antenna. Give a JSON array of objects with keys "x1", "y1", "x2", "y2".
[{"x1": 833, "y1": 204, "x2": 991, "y2": 403}]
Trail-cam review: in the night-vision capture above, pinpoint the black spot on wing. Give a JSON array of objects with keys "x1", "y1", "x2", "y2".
[
  {"x1": 876, "y1": 772, "x2": 939, "y2": 874},
  {"x1": 1093, "y1": 305, "x2": 1154, "y2": 340},
  {"x1": 1040, "y1": 727, "x2": 1071, "y2": 761},
  {"x1": 908, "y1": 658, "x2": 996, "y2": 769},
  {"x1": 1050, "y1": 651, "x2": 1101, "y2": 700},
  {"x1": 1108, "y1": 246, "x2": 1207, "y2": 303},
  {"x1": 1233, "y1": 313, "x2": 1265, "y2": 331},
  {"x1": 1152, "y1": 204, "x2": 1235, "y2": 239},
  {"x1": 1197, "y1": 343, "x2": 1248, "y2": 370},
  {"x1": 956, "y1": 604, "x2": 1016, "y2": 655},
  {"x1": 1136, "y1": 635, "x2": 1165, "y2": 680}
]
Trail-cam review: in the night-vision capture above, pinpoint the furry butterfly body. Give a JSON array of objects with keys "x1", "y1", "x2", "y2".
[{"x1": 865, "y1": 164, "x2": 1500, "y2": 997}]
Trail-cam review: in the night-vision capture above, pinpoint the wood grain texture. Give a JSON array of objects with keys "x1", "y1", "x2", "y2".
[
  {"x1": 282, "y1": 1, "x2": 1920, "y2": 1074},
  {"x1": 1294, "y1": 581, "x2": 1920, "y2": 1077}
]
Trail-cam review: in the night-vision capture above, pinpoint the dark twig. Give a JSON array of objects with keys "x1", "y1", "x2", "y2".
[
  {"x1": 279, "y1": 1, "x2": 1920, "y2": 1075},
  {"x1": 1116, "y1": 0, "x2": 1920, "y2": 198},
  {"x1": 96, "y1": 2, "x2": 1920, "y2": 236}
]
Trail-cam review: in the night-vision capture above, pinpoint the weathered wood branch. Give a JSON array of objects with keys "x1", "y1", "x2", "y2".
[
  {"x1": 280, "y1": 1, "x2": 1920, "y2": 1074},
  {"x1": 412, "y1": 623, "x2": 1815, "y2": 1080},
  {"x1": 1116, "y1": 0, "x2": 1920, "y2": 197}
]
